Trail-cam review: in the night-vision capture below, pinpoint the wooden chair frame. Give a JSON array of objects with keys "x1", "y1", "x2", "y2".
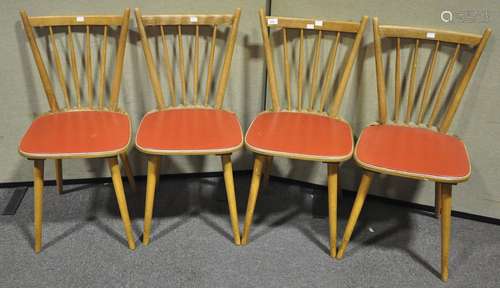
[
  {"x1": 336, "y1": 17, "x2": 491, "y2": 281},
  {"x1": 134, "y1": 8, "x2": 242, "y2": 245},
  {"x1": 241, "y1": 9, "x2": 368, "y2": 258},
  {"x1": 19, "y1": 9, "x2": 136, "y2": 252}
]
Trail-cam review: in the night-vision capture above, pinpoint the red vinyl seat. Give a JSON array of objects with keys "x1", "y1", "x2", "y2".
[
  {"x1": 245, "y1": 111, "x2": 353, "y2": 161},
  {"x1": 135, "y1": 108, "x2": 243, "y2": 154},
  {"x1": 355, "y1": 124, "x2": 471, "y2": 182},
  {"x1": 19, "y1": 111, "x2": 131, "y2": 158}
]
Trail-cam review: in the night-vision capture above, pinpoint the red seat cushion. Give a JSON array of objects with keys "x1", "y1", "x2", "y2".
[
  {"x1": 355, "y1": 124, "x2": 470, "y2": 182},
  {"x1": 245, "y1": 112, "x2": 353, "y2": 161},
  {"x1": 135, "y1": 108, "x2": 243, "y2": 154},
  {"x1": 19, "y1": 111, "x2": 131, "y2": 158}
]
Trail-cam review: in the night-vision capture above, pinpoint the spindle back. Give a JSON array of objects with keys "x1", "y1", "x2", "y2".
[
  {"x1": 20, "y1": 9, "x2": 131, "y2": 112},
  {"x1": 259, "y1": 9, "x2": 368, "y2": 116},
  {"x1": 135, "y1": 8, "x2": 241, "y2": 110},
  {"x1": 373, "y1": 18, "x2": 491, "y2": 133}
]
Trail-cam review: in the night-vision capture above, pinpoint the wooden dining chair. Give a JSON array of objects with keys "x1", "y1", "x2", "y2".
[
  {"x1": 19, "y1": 9, "x2": 137, "y2": 252},
  {"x1": 336, "y1": 18, "x2": 491, "y2": 281},
  {"x1": 134, "y1": 8, "x2": 242, "y2": 245},
  {"x1": 241, "y1": 9, "x2": 368, "y2": 258}
]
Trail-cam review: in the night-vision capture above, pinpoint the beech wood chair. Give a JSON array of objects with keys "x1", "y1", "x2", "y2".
[
  {"x1": 19, "y1": 9, "x2": 136, "y2": 252},
  {"x1": 241, "y1": 9, "x2": 368, "y2": 258},
  {"x1": 134, "y1": 8, "x2": 242, "y2": 245},
  {"x1": 336, "y1": 18, "x2": 491, "y2": 281}
]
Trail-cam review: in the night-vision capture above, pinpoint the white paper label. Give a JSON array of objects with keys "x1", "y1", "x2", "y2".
[
  {"x1": 426, "y1": 32, "x2": 436, "y2": 39},
  {"x1": 190, "y1": 16, "x2": 198, "y2": 23},
  {"x1": 306, "y1": 23, "x2": 314, "y2": 29},
  {"x1": 314, "y1": 20, "x2": 323, "y2": 26},
  {"x1": 267, "y1": 18, "x2": 278, "y2": 25},
  {"x1": 76, "y1": 16, "x2": 85, "y2": 22}
]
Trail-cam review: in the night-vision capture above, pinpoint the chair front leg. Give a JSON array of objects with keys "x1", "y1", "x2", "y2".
[
  {"x1": 119, "y1": 153, "x2": 137, "y2": 193},
  {"x1": 440, "y1": 183, "x2": 452, "y2": 282},
  {"x1": 337, "y1": 171, "x2": 374, "y2": 259},
  {"x1": 33, "y1": 159, "x2": 44, "y2": 253},
  {"x1": 435, "y1": 182, "x2": 442, "y2": 218},
  {"x1": 327, "y1": 163, "x2": 338, "y2": 258},
  {"x1": 107, "y1": 157, "x2": 136, "y2": 250},
  {"x1": 143, "y1": 155, "x2": 160, "y2": 245},
  {"x1": 241, "y1": 154, "x2": 265, "y2": 245},
  {"x1": 221, "y1": 154, "x2": 241, "y2": 245},
  {"x1": 55, "y1": 159, "x2": 63, "y2": 194}
]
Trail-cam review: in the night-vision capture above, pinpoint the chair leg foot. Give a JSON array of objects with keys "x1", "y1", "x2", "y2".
[
  {"x1": 441, "y1": 183, "x2": 452, "y2": 282},
  {"x1": 107, "y1": 157, "x2": 136, "y2": 250},
  {"x1": 327, "y1": 163, "x2": 338, "y2": 258},
  {"x1": 337, "y1": 171, "x2": 374, "y2": 259},
  {"x1": 221, "y1": 154, "x2": 241, "y2": 245},
  {"x1": 33, "y1": 159, "x2": 44, "y2": 253},
  {"x1": 241, "y1": 154, "x2": 265, "y2": 245},
  {"x1": 143, "y1": 156, "x2": 160, "y2": 246}
]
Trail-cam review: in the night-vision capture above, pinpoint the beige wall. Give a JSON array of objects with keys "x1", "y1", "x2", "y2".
[
  {"x1": 2, "y1": 0, "x2": 499, "y2": 219},
  {"x1": 269, "y1": 0, "x2": 500, "y2": 219}
]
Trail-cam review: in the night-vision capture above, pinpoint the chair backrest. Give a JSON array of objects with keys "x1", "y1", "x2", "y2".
[
  {"x1": 20, "y1": 9, "x2": 131, "y2": 112},
  {"x1": 135, "y1": 8, "x2": 241, "y2": 110},
  {"x1": 372, "y1": 17, "x2": 491, "y2": 133},
  {"x1": 259, "y1": 9, "x2": 368, "y2": 116}
]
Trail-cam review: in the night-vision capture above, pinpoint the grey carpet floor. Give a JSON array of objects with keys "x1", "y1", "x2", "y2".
[{"x1": 1, "y1": 174, "x2": 499, "y2": 287}]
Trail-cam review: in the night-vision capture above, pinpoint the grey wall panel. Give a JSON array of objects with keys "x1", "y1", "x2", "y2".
[{"x1": 269, "y1": 0, "x2": 500, "y2": 219}]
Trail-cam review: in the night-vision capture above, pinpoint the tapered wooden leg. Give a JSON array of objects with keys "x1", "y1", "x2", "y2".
[
  {"x1": 435, "y1": 182, "x2": 442, "y2": 218},
  {"x1": 221, "y1": 154, "x2": 241, "y2": 245},
  {"x1": 241, "y1": 154, "x2": 265, "y2": 245},
  {"x1": 440, "y1": 183, "x2": 452, "y2": 282},
  {"x1": 327, "y1": 163, "x2": 338, "y2": 258},
  {"x1": 107, "y1": 157, "x2": 136, "y2": 250},
  {"x1": 337, "y1": 171, "x2": 374, "y2": 259},
  {"x1": 262, "y1": 156, "x2": 273, "y2": 189},
  {"x1": 143, "y1": 156, "x2": 159, "y2": 246},
  {"x1": 55, "y1": 159, "x2": 62, "y2": 194},
  {"x1": 119, "y1": 153, "x2": 137, "y2": 193},
  {"x1": 33, "y1": 159, "x2": 44, "y2": 253}
]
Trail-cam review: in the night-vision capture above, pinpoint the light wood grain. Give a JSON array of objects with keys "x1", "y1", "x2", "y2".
[
  {"x1": 428, "y1": 44, "x2": 460, "y2": 127},
  {"x1": 440, "y1": 183, "x2": 452, "y2": 282},
  {"x1": 107, "y1": 157, "x2": 136, "y2": 250},
  {"x1": 241, "y1": 154, "x2": 265, "y2": 245},
  {"x1": 20, "y1": 10, "x2": 59, "y2": 111},
  {"x1": 328, "y1": 163, "x2": 338, "y2": 258},
  {"x1": 109, "y1": 9, "x2": 130, "y2": 111},
  {"x1": 221, "y1": 154, "x2": 241, "y2": 245},
  {"x1": 215, "y1": 8, "x2": 241, "y2": 109},
  {"x1": 143, "y1": 155, "x2": 159, "y2": 245},
  {"x1": 404, "y1": 39, "x2": 419, "y2": 123},
  {"x1": 319, "y1": 32, "x2": 340, "y2": 112},
  {"x1": 372, "y1": 17, "x2": 387, "y2": 123},
  {"x1": 259, "y1": 8, "x2": 280, "y2": 111},
  {"x1": 440, "y1": 28, "x2": 491, "y2": 133},
  {"x1": 48, "y1": 26, "x2": 70, "y2": 108},
  {"x1": 337, "y1": 171, "x2": 373, "y2": 259},
  {"x1": 33, "y1": 159, "x2": 44, "y2": 253},
  {"x1": 135, "y1": 8, "x2": 165, "y2": 109},
  {"x1": 205, "y1": 25, "x2": 217, "y2": 106},
  {"x1": 330, "y1": 16, "x2": 368, "y2": 117}
]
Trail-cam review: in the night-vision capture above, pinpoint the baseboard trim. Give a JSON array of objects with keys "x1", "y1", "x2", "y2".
[{"x1": 1, "y1": 170, "x2": 498, "y2": 225}]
